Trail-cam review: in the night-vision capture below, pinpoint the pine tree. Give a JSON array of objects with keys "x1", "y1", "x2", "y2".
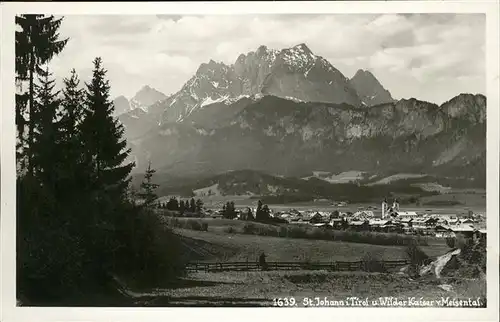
[
  {"x1": 15, "y1": 14, "x2": 68, "y2": 176},
  {"x1": 58, "y1": 69, "x2": 86, "y2": 194},
  {"x1": 256, "y1": 200, "x2": 263, "y2": 221},
  {"x1": 195, "y1": 199, "x2": 204, "y2": 214},
  {"x1": 262, "y1": 205, "x2": 270, "y2": 218},
  {"x1": 246, "y1": 207, "x2": 254, "y2": 221},
  {"x1": 32, "y1": 69, "x2": 61, "y2": 187},
  {"x1": 179, "y1": 200, "x2": 185, "y2": 214},
  {"x1": 190, "y1": 198, "x2": 196, "y2": 213},
  {"x1": 167, "y1": 197, "x2": 179, "y2": 211},
  {"x1": 222, "y1": 202, "x2": 236, "y2": 219},
  {"x1": 80, "y1": 57, "x2": 134, "y2": 208},
  {"x1": 59, "y1": 69, "x2": 85, "y2": 142},
  {"x1": 137, "y1": 161, "x2": 159, "y2": 209}
]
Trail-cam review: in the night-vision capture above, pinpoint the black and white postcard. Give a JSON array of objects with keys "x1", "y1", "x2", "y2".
[{"x1": 1, "y1": 1, "x2": 499, "y2": 322}]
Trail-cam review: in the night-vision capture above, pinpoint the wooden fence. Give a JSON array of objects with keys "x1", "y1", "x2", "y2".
[{"x1": 185, "y1": 260, "x2": 411, "y2": 273}]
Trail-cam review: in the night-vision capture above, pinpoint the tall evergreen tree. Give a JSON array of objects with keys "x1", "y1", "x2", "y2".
[
  {"x1": 190, "y1": 198, "x2": 196, "y2": 213},
  {"x1": 195, "y1": 199, "x2": 204, "y2": 214},
  {"x1": 15, "y1": 14, "x2": 68, "y2": 176},
  {"x1": 167, "y1": 197, "x2": 179, "y2": 211},
  {"x1": 58, "y1": 69, "x2": 86, "y2": 194},
  {"x1": 32, "y1": 69, "x2": 61, "y2": 188},
  {"x1": 78, "y1": 57, "x2": 135, "y2": 282},
  {"x1": 137, "y1": 161, "x2": 159, "y2": 209},
  {"x1": 245, "y1": 207, "x2": 254, "y2": 221},
  {"x1": 256, "y1": 200, "x2": 264, "y2": 221},
  {"x1": 262, "y1": 205, "x2": 270, "y2": 218},
  {"x1": 255, "y1": 201, "x2": 271, "y2": 222},
  {"x1": 80, "y1": 57, "x2": 134, "y2": 208},
  {"x1": 222, "y1": 201, "x2": 237, "y2": 219},
  {"x1": 59, "y1": 69, "x2": 85, "y2": 142}
]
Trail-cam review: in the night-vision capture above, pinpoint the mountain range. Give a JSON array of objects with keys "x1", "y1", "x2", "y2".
[
  {"x1": 113, "y1": 85, "x2": 168, "y2": 116},
  {"x1": 113, "y1": 43, "x2": 486, "y2": 190}
]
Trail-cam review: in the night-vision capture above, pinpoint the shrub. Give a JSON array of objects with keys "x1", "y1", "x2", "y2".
[
  {"x1": 454, "y1": 235, "x2": 486, "y2": 278},
  {"x1": 112, "y1": 207, "x2": 187, "y2": 287},
  {"x1": 255, "y1": 225, "x2": 279, "y2": 237},
  {"x1": 221, "y1": 216, "x2": 428, "y2": 247},
  {"x1": 446, "y1": 237, "x2": 456, "y2": 248},
  {"x1": 287, "y1": 225, "x2": 309, "y2": 239},
  {"x1": 201, "y1": 222, "x2": 209, "y2": 232},
  {"x1": 405, "y1": 241, "x2": 430, "y2": 266},
  {"x1": 184, "y1": 219, "x2": 203, "y2": 231}
]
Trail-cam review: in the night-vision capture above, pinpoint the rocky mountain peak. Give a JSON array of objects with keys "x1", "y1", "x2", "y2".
[
  {"x1": 349, "y1": 69, "x2": 394, "y2": 106},
  {"x1": 133, "y1": 85, "x2": 167, "y2": 102},
  {"x1": 292, "y1": 43, "x2": 313, "y2": 54},
  {"x1": 256, "y1": 45, "x2": 269, "y2": 55},
  {"x1": 440, "y1": 93, "x2": 486, "y2": 123},
  {"x1": 112, "y1": 95, "x2": 131, "y2": 116},
  {"x1": 353, "y1": 69, "x2": 376, "y2": 81},
  {"x1": 277, "y1": 43, "x2": 317, "y2": 70},
  {"x1": 196, "y1": 59, "x2": 228, "y2": 76}
]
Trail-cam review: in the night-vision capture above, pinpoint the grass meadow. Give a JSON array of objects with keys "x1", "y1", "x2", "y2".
[{"x1": 166, "y1": 217, "x2": 450, "y2": 263}]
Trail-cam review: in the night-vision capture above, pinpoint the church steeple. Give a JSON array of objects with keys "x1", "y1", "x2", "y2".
[
  {"x1": 392, "y1": 198, "x2": 400, "y2": 212},
  {"x1": 381, "y1": 198, "x2": 388, "y2": 218}
]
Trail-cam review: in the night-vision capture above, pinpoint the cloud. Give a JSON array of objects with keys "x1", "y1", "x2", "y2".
[
  {"x1": 156, "y1": 14, "x2": 183, "y2": 22},
  {"x1": 49, "y1": 13, "x2": 485, "y2": 104}
]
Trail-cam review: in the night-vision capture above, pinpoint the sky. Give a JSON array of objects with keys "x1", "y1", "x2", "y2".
[{"x1": 49, "y1": 13, "x2": 486, "y2": 105}]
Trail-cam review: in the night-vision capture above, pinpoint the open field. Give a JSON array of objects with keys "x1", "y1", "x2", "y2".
[
  {"x1": 129, "y1": 225, "x2": 483, "y2": 307},
  {"x1": 125, "y1": 270, "x2": 486, "y2": 307},
  {"x1": 367, "y1": 173, "x2": 427, "y2": 185},
  {"x1": 166, "y1": 216, "x2": 434, "y2": 246},
  {"x1": 174, "y1": 227, "x2": 450, "y2": 263}
]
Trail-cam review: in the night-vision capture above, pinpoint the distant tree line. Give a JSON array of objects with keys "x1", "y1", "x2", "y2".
[
  {"x1": 159, "y1": 197, "x2": 204, "y2": 214},
  {"x1": 218, "y1": 200, "x2": 287, "y2": 224},
  {"x1": 15, "y1": 14, "x2": 184, "y2": 305}
]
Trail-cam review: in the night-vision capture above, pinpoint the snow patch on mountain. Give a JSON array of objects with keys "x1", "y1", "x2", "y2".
[
  {"x1": 367, "y1": 173, "x2": 427, "y2": 185},
  {"x1": 281, "y1": 44, "x2": 315, "y2": 69},
  {"x1": 201, "y1": 95, "x2": 230, "y2": 107},
  {"x1": 285, "y1": 96, "x2": 305, "y2": 103}
]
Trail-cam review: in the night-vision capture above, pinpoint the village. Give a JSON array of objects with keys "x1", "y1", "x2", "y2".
[{"x1": 200, "y1": 198, "x2": 487, "y2": 239}]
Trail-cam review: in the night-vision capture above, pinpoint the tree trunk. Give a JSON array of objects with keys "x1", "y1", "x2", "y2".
[{"x1": 28, "y1": 47, "x2": 34, "y2": 177}]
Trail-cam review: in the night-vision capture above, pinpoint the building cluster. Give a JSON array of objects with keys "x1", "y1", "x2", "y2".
[{"x1": 253, "y1": 199, "x2": 486, "y2": 239}]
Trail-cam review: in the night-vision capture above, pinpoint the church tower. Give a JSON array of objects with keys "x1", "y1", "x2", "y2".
[
  {"x1": 392, "y1": 198, "x2": 400, "y2": 212},
  {"x1": 381, "y1": 198, "x2": 388, "y2": 219}
]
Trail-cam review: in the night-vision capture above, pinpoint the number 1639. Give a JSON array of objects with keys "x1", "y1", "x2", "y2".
[{"x1": 273, "y1": 297, "x2": 297, "y2": 307}]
